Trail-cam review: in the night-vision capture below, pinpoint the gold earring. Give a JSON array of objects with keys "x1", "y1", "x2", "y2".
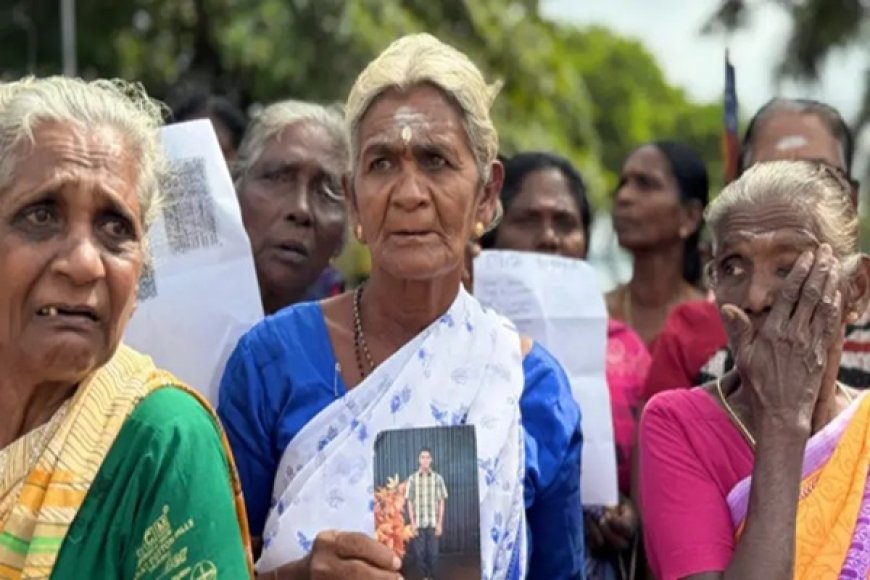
[
  {"x1": 473, "y1": 221, "x2": 485, "y2": 239},
  {"x1": 848, "y1": 311, "x2": 860, "y2": 324},
  {"x1": 354, "y1": 224, "x2": 364, "y2": 243}
]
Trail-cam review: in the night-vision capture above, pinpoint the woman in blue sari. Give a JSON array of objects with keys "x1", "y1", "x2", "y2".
[{"x1": 219, "y1": 33, "x2": 585, "y2": 580}]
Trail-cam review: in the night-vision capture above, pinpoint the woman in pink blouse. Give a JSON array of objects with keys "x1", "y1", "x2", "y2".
[{"x1": 639, "y1": 161, "x2": 870, "y2": 579}]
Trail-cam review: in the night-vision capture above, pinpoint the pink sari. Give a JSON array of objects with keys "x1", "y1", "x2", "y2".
[{"x1": 606, "y1": 320, "x2": 650, "y2": 495}]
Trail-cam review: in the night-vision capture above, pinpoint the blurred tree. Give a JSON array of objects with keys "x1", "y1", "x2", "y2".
[
  {"x1": 1, "y1": 1, "x2": 722, "y2": 188},
  {"x1": 0, "y1": 0, "x2": 723, "y2": 197},
  {"x1": 705, "y1": 0, "x2": 869, "y2": 248},
  {"x1": 554, "y1": 25, "x2": 724, "y2": 192},
  {"x1": 0, "y1": 0, "x2": 725, "y2": 271},
  {"x1": 704, "y1": 0, "x2": 868, "y2": 128}
]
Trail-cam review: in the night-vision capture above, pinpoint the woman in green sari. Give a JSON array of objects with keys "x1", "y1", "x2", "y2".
[{"x1": 0, "y1": 77, "x2": 252, "y2": 578}]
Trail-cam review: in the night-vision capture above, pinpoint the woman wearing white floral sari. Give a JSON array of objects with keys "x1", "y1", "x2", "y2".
[{"x1": 218, "y1": 33, "x2": 585, "y2": 580}]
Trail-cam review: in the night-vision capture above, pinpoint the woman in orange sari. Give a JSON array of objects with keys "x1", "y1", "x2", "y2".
[{"x1": 639, "y1": 160, "x2": 870, "y2": 579}]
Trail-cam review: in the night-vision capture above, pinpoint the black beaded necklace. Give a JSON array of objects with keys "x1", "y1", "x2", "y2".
[{"x1": 352, "y1": 285, "x2": 375, "y2": 379}]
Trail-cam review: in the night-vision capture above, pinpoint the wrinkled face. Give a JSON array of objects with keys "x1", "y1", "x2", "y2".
[
  {"x1": 612, "y1": 145, "x2": 689, "y2": 252},
  {"x1": 0, "y1": 121, "x2": 144, "y2": 386},
  {"x1": 238, "y1": 121, "x2": 348, "y2": 314},
  {"x1": 710, "y1": 198, "x2": 823, "y2": 338},
  {"x1": 349, "y1": 85, "x2": 499, "y2": 281},
  {"x1": 748, "y1": 112, "x2": 844, "y2": 171},
  {"x1": 419, "y1": 450, "x2": 432, "y2": 470},
  {"x1": 494, "y1": 168, "x2": 587, "y2": 259}
]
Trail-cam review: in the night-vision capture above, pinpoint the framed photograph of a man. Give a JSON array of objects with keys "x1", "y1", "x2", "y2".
[{"x1": 373, "y1": 425, "x2": 481, "y2": 580}]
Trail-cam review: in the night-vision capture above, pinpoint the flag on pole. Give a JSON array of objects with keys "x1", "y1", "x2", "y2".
[{"x1": 723, "y1": 50, "x2": 739, "y2": 183}]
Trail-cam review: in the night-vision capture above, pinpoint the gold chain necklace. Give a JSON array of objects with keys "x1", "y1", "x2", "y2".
[
  {"x1": 352, "y1": 285, "x2": 375, "y2": 379},
  {"x1": 716, "y1": 379, "x2": 855, "y2": 449}
]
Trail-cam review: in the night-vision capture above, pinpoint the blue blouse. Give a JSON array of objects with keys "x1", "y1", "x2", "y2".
[{"x1": 218, "y1": 301, "x2": 585, "y2": 579}]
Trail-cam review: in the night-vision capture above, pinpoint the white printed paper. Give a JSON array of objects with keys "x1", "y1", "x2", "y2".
[
  {"x1": 474, "y1": 250, "x2": 617, "y2": 506},
  {"x1": 124, "y1": 120, "x2": 264, "y2": 405}
]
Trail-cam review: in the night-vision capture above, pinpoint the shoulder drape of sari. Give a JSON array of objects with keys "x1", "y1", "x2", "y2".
[
  {"x1": 0, "y1": 344, "x2": 252, "y2": 579},
  {"x1": 257, "y1": 288, "x2": 528, "y2": 580},
  {"x1": 727, "y1": 393, "x2": 870, "y2": 579}
]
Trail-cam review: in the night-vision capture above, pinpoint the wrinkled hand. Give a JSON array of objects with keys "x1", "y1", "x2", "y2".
[
  {"x1": 584, "y1": 497, "x2": 638, "y2": 555},
  {"x1": 303, "y1": 531, "x2": 402, "y2": 579},
  {"x1": 721, "y1": 245, "x2": 843, "y2": 433}
]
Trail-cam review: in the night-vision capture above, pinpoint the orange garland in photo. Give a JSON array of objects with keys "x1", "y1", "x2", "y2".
[{"x1": 374, "y1": 475, "x2": 416, "y2": 558}]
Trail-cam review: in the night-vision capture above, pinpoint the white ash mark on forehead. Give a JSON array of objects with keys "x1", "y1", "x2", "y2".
[{"x1": 774, "y1": 135, "x2": 809, "y2": 151}]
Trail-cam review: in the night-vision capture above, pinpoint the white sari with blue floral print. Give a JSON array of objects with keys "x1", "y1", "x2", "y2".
[{"x1": 256, "y1": 288, "x2": 527, "y2": 580}]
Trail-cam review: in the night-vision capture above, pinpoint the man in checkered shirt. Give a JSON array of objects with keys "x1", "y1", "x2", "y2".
[{"x1": 406, "y1": 448, "x2": 448, "y2": 579}]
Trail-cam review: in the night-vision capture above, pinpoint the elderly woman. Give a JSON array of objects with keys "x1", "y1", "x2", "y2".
[
  {"x1": 233, "y1": 100, "x2": 349, "y2": 313},
  {"x1": 642, "y1": 97, "x2": 861, "y2": 401},
  {"x1": 0, "y1": 77, "x2": 252, "y2": 578},
  {"x1": 219, "y1": 34, "x2": 584, "y2": 579},
  {"x1": 639, "y1": 160, "x2": 870, "y2": 579},
  {"x1": 483, "y1": 151, "x2": 648, "y2": 578}
]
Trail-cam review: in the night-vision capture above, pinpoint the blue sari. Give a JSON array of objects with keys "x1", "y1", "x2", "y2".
[{"x1": 218, "y1": 291, "x2": 586, "y2": 578}]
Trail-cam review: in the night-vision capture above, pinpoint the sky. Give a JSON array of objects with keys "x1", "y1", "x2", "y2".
[
  {"x1": 540, "y1": 0, "x2": 867, "y2": 122},
  {"x1": 539, "y1": 0, "x2": 869, "y2": 289}
]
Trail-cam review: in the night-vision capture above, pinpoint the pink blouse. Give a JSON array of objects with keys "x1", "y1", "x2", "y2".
[
  {"x1": 606, "y1": 319, "x2": 651, "y2": 494},
  {"x1": 639, "y1": 387, "x2": 753, "y2": 579}
]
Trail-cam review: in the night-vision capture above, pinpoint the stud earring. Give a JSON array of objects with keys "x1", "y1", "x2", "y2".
[
  {"x1": 847, "y1": 311, "x2": 860, "y2": 324},
  {"x1": 473, "y1": 221, "x2": 485, "y2": 239}
]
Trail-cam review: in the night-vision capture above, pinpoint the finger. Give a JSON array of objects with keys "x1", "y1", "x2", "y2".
[
  {"x1": 318, "y1": 559, "x2": 403, "y2": 580},
  {"x1": 826, "y1": 290, "x2": 844, "y2": 337},
  {"x1": 584, "y1": 515, "x2": 605, "y2": 551},
  {"x1": 720, "y1": 304, "x2": 753, "y2": 354},
  {"x1": 802, "y1": 283, "x2": 843, "y2": 387},
  {"x1": 599, "y1": 522, "x2": 631, "y2": 552},
  {"x1": 765, "y1": 250, "x2": 815, "y2": 334},
  {"x1": 789, "y1": 245, "x2": 834, "y2": 335},
  {"x1": 809, "y1": 263, "x2": 841, "y2": 332},
  {"x1": 346, "y1": 560, "x2": 404, "y2": 580},
  {"x1": 333, "y1": 532, "x2": 401, "y2": 571},
  {"x1": 607, "y1": 511, "x2": 635, "y2": 538}
]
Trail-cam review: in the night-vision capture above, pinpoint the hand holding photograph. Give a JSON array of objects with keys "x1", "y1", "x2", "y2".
[{"x1": 373, "y1": 426, "x2": 481, "y2": 580}]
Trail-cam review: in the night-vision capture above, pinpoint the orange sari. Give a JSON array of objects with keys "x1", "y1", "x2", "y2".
[{"x1": 728, "y1": 393, "x2": 870, "y2": 578}]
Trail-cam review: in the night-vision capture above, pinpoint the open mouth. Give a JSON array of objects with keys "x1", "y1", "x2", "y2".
[{"x1": 37, "y1": 305, "x2": 100, "y2": 322}]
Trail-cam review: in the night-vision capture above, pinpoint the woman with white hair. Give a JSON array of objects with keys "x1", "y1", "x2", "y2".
[
  {"x1": 219, "y1": 34, "x2": 585, "y2": 579},
  {"x1": 0, "y1": 77, "x2": 251, "y2": 578},
  {"x1": 233, "y1": 100, "x2": 350, "y2": 314},
  {"x1": 640, "y1": 161, "x2": 870, "y2": 579}
]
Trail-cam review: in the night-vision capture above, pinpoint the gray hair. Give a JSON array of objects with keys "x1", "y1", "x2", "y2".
[
  {"x1": 233, "y1": 99, "x2": 349, "y2": 186},
  {"x1": 708, "y1": 160, "x2": 859, "y2": 271},
  {"x1": 345, "y1": 33, "x2": 501, "y2": 182},
  {"x1": 0, "y1": 76, "x2": 166, "y2": 230}
]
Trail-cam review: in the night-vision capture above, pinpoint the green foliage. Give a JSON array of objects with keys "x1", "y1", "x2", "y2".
[{"x1": 1, "y1": 0, "x2": 724, "y2": 207}]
